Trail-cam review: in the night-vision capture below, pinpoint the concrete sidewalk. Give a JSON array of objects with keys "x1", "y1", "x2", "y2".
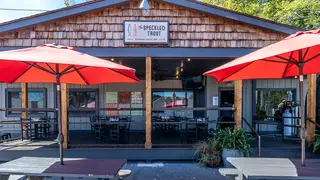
[{"x1": 122, "y1": 162, "x2": 225, "y2": 180}]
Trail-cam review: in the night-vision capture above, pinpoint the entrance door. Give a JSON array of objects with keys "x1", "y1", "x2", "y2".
[{"x1": 220, "y1": 90, "x2": 234, "y2": 118}]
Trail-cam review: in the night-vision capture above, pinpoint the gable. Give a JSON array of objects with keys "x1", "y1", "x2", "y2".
[{"x1": 0, "y1": 0, "x2": 289, "y2": 48}]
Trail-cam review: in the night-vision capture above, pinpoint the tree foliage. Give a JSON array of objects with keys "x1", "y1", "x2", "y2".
[
  {"x1": 203, "y1": 0, "x2": 320, "y2": 30},
  {"x1": 64, "y1": 0, "x2": 91, "y2": 7}
]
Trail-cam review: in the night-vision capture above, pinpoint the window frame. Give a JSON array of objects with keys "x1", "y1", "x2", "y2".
[
  {"x1": 152, "y1": 89, "x2": 194, "y2": 118},
  {"x1": 68, "y1": 88, "x2": 99, "y2": 117},
  {"x1": 5, "y1": 88, "x2": 47, "y2": 117},
  {"x1": 253, "y1": 88, "x2": 297, "y2": 119},
  {"x1": 152, "y1": 89, "x2": 195, "y2": 108}
]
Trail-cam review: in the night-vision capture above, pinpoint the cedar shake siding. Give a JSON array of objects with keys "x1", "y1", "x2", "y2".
[{"x1": 0, "y1": 0, "x2": 287, "y2": 48}]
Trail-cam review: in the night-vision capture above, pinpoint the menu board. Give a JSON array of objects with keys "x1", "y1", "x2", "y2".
[
  {"x1": 131, "y1": 92, "x2": 143, "y2": 115},
  {"x1": 105, "y1": 91, "x2": 144, "y2": 116},
  {"x1": 106, "y1": 92, "x2": 118, "y2": 104},
  {"x1": 131, "y1": 92, "x2": 143, "y2": 104}
]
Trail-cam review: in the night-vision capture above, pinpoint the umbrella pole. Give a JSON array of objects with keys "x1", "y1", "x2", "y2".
[
  {"x1": 299, "y1": 66, "x2": 306, "y2": 166},
  {"x1": 56, "y1": 77, "x2": 64, "y2": 165}
]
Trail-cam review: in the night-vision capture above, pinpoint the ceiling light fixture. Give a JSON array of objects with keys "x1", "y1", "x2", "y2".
[
  {"x1": 139, "y1": 0, "x2": 151, "y2": 15},
  {"x1": 180, "y1": 61, "x2": 184, "y2": 67}
]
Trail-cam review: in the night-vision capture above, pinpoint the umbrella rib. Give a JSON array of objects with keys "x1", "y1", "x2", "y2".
[
  {"x1": 304, "y1": 53, "x2": 320, "y2": 63},
  {"x1": 45, "y1": 63, "x2": 57, "y2": 75},
  {"x1": 218, "y1": 61, "x2": 255, "y2": 82},
  {"x1": 302, "y1": 48, "x2": 310, "y2": 61},
  {"x1": 108, "y1": 68, "x2": 139, "y2": 81},
  {"x1": 275, "y1": 55, "x2": 298, "y2": 64},
  {"x1": 281, "y1": 63, "x2": 290, "y2": 78},
  {"x1": 262, "y1": 59, "x2": 291, "y2": 64},
  {"x1": 60, "y1": 65, "x2": 74, "y2": 75},
  {"x1": 61, "y1": 66, "x2": 88, "y2": 75},
  {"x1": 73, "y1": 66, "x2": 89, "y2": 85},
  {"x1": 23, "y1": 62, "x2": 55, "y2": 75},
  {"x1": 10, "y1": 62, "x2": 36, "y2": 83}
]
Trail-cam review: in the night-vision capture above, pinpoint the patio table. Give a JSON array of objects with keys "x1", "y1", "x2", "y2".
[
  {"x1": 0, "y1": 157, "x2": 126, "y2": 180},
  {"x1": 227, "y1": 157, "x2": 298, "y2": 180}
]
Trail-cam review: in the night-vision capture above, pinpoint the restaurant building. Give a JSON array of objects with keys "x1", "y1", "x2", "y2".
[{"x1": 0, "y1": 0, "x2": 315, "y2": 159}]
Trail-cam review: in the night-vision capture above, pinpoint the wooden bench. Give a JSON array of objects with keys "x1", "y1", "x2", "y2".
[
  {"x1": 219, "y1": 168, "x2": 240, "y2": 178},
  {"x1": 8, "y1": 175, "x2": 27, "y2": 180}
]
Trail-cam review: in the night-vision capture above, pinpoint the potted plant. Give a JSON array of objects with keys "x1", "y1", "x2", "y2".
[
  {"x1": 313, "y1": 133, "x2": 320, "y2": 153},
  {"x1": 193, "y1": 138, "x2": 221, "y2": 167},
  {"x1": 214, "y1": 128, "x2": 252, "y2": 168}
]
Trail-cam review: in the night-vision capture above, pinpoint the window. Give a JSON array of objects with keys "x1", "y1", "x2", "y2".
[
  {"x1": 6, "y1": 88, "x2": 47, "y2": 116},
  {"x1": 255, "y1": 89, "x2": 296, "y2": 120},
  {"x1": 152, "y1": 91, "x2": 194, "y2": 118},
  {"x1": 69, "y1": 89, "x2": 98, "y2": 116}
]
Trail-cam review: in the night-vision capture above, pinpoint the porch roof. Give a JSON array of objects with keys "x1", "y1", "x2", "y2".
[{"x1": 0, "y1": 0, "x2": 300, "y2": 34}]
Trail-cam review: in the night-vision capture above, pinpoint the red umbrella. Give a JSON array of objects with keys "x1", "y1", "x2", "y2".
[
  {"x1": 164, "y1": 100, "x2": 185, "y2": 108},
  {"x1": 204, "y1": 29, "x2": 320, "y2": 166},
  {"x1": 0, "y1": 44, "x2": 139, "y2": 165}
]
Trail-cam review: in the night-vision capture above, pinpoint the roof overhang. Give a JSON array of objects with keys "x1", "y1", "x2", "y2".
[
  {"x1": 0, "y1": 47, "x2": 257, "y2": 58},
  {"x1": 0, "y1": 0, "x2": 128, "y2": 33},
  {"x1": 0, "y1": 0, "x2": 300, "y2": 34}
]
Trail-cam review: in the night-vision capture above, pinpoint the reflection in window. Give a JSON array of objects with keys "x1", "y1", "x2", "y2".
[
  {"x1": 6, "y1": 89, "x2": 46, "y2": 116},
  {"x1": 255, "y1": 89, "x2": 295, "y2": 120},
  {"x1": 69, "y1": 90, "x2": 97, "y2": 109},
  {"x1": 152, "y1": 91, "x2": 194, "y2": 118}
]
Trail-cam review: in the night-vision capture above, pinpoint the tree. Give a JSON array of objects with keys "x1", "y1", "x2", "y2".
[
  {"x1": 203, "y1": 0, "x2": 320, "y2": 30},
  {"x1": 64, "y1": 0, "x2": 91, "y2": 6}
]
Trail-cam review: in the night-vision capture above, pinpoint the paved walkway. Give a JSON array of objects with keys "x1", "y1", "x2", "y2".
[
  {"x1": 122, "y1": 162, "x2": 225, "y2": 180},
  {"x1": 40, "y1": 162, "x2": 226, "y2": 180}
]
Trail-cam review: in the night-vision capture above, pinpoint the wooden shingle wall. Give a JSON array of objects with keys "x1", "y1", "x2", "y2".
[{"x1": 0, "y1": 0, "x2": 287, "y2": 48}]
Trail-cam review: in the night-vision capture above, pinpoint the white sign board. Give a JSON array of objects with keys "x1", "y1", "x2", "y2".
[
  {"x1": 124, "y1": 21, "x2": 169, "y2": 44},
  {"x1": 212, "y1": 96, "x2": 219, "y2": 106}
]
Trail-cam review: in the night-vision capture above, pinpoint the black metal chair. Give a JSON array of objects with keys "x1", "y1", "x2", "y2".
[
  {"x1": 185, "y1": 118, "x2": 197, "y2": 143},
  {"x1": 89, "y1": 116, "x2": 97, "y2": 136},
  {"x1": 39, "y1": 116, "x2": 51, "y2": 139},
  {"x1": 108, "y1": 116, "x2": 120, "y2": 144},
  {"x1": 217, "y1": 116, "x2": 234, "y2": 130},
  {"x1": 197, "y1": 117, "x2": 209, "y2": 140},
  {"x1": 119, "y1": 116, "x2": 131, "y2": 143},
  {"x1": 95, "y1": 116, "x2": 109, "y2": 143},
  {"x1": 20, "y1": 117, "x2": 36, "y2": 140}
]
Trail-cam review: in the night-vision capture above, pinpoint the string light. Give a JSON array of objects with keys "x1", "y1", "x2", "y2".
[
  {"x1": 187, "y1": 58, "x2": 191, "y2": 62},
  {"x1": 111, "y1": 58, "x2": 114, "y2": 61}
]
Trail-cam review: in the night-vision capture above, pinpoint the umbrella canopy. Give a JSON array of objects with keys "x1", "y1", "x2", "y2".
[
  {"x1": 204, "y1": 29, "x2": 320, "y2": 166},
  {"x1": 0, "y1": 44, "x2": 139, "y2": 165},
  {"x1": 0, "y1": 44, "x2": 139, "y2": 84},
  {"x1": 164, "y1": 100, "x2": 185, "y2": 108},
  {"x1": 204, "y1": 29, "x2": 320, "y2": 82}
]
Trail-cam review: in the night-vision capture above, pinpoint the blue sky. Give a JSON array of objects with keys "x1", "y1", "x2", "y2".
[{"x1": 0, "y1": 0, "x2": 86, "y2": 23}]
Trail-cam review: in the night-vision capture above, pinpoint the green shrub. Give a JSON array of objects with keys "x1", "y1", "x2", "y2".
[
  {"x1": 214, "y1": 128, "x2": 252, "y2": 156},
  {"x1": 313, "y1": 133, "x2": 320, "y2": 153}
]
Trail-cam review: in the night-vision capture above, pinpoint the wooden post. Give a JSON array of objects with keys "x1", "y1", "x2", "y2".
[
  {"x1": 307, "y1": 74, "x2": 316, "y2": 143},
  {"x1": 61, "y1": 83, "x2": 68, "y2": 149},
  {"x1": 234, "y1": 80, "x2": 242, "y2": 130},
  {"x1": 145, "y1": 56, "x2": 152, "y2": 149},
  {"x1": 21, "y1": 83, "x2": 28, "y2": 138}
]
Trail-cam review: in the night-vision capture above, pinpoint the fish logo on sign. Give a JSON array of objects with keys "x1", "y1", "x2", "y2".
[
  {"x1": 127, "y1": 23, "x2": 138, "y2": 37},
  {"x1": 127, "y1": 24, "x2": 132, "y2": 36}
]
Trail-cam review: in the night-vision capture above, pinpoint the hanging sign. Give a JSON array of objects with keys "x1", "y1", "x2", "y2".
[
  {"x1": 124, "y1": 21, "x2": 169, "y2": 44},
  {"x1": 212, "y1": 96, "x2": 219, "y2": 106}
]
